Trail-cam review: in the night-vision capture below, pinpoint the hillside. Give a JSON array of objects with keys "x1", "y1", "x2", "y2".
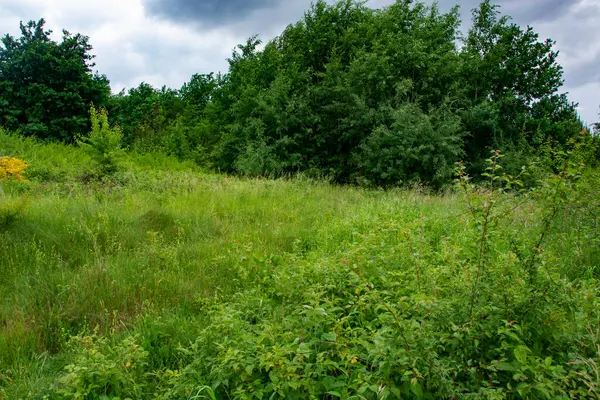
[{"x1": 1, "y1": 129, "x2": 600, "y2": 398}]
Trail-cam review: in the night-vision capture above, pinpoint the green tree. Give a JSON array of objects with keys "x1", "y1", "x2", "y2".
[
  {"x1": 78, "y1": 105, "x2": 125, "y2": 176},
  {"x1": 460, "y1": 0, "x2": 580, "y2": 170},
  {"x1": 0, "y1": 19, "x2": 110, "y2": 141},
  {"x1": 99, "y1": 0, "x2": 586, "y2": 186},
  {"x1": 357, "y1": 103, "x2": 464, "y2": 187},
  {"x1": 108, "y1": 83, "x2": 184, "y2": 146}
]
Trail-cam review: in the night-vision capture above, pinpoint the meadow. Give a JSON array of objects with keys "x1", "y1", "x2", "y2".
[{"x1": 1, "y1": 129, "x2": 599, "y2": 399}]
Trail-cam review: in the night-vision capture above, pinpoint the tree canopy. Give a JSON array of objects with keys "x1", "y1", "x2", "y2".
[
  {"x1": 108, "y1": 0, "x2": 585, "y2": 186},
  {"x1": 0, "y1": 18, "x2": 110, "y2": 141},
  {"x1": 1, "y1": 1, "x2": 593, "y2": 185}
]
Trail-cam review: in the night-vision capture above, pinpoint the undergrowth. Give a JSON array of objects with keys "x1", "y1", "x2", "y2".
[{"x1": 0, "y1": 129, "x2": 599, "y2": 399}]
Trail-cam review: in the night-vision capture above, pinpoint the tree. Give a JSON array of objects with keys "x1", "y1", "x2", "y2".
[
  {"x1": 109, "y1": 82, "x2": 184, "y2": 146},
  {"x1": 0, "y1": 19, "x2": 110, "y2": 141},
  {"x1": 357, "y1": 103, "x2": 464, "y2": 187},
  {"x1": 460, "y1": 0, "x2": 579, "y2": 170},
  {"x1": 100, "y1": 0, "x2": 586, "y2": 186}
]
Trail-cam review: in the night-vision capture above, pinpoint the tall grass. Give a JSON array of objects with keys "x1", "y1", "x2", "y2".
[{"x1": 0, "y1": 129, "x2": 599, "y2": 399}]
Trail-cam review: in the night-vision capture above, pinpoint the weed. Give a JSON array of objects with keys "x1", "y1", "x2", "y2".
[{"x1": 0, "y1": 130, "x2": 598, "y2": 399}]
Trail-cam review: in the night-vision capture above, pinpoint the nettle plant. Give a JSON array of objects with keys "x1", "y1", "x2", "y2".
[{"x1": 449, "y1": 150, "x2": 599, "y2": 397}]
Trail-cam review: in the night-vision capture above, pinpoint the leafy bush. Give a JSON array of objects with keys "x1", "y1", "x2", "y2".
[
  {"x1": 0, "y1": 155, "x2": 29, "y2": 230},
  {"x1": 45, "y1": 335, "x2": 149, "y2": 400},
  {"x1": 357, "y1": 103, "x2": 464, "y2": 187},
  {"x1": 78, "y1": 106, "x2": 125, "y2": 177},
  {"x1": 234, "y1": 137, "x2": 284, "y2": 177},
  {"x1": 0, "y1": 156, "x2": 28, "y2": 181}
]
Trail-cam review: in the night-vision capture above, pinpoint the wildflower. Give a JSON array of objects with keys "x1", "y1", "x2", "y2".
[{"x1": 0, "y1": 156, "x2": 28, "y2": 181}]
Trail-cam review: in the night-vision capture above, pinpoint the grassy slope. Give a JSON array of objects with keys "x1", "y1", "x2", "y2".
[{"x1": 1, "y1": 130, "x2": 599, "y2": 399}]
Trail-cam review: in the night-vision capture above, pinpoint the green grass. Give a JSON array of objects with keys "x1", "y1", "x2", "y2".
[{"x1": 1, "y1": 129, "x2": 599, "y2": 399}]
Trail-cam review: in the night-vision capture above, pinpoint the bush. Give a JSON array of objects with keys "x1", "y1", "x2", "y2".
[
  {"x1": 0, "y1": 155, "x2": 29, "y2": 230},
  {"x1": 45, "y1": 335, "x2": 149, "y2": 400},
  {"x1": 78, "y1": 106, "x2": 126, "y2": 177},
  {"x1": 356, "y1": 103, "x2": 464, "y2": 187},
  {"x1": 0, "y1": 156, "x2": 28, "y2": 182}
]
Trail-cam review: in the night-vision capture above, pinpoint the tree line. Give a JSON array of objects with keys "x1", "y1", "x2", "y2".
[{"x1": 1, "y1": 0, "x2": 598, "y2": 186}]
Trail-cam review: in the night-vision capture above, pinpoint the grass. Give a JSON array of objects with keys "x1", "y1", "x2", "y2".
[{"x1": 1, "y1": 129, "x2": 599, "y2": 399}]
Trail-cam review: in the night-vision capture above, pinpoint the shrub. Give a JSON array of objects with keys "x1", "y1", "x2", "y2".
[
  {"x1": 0, "y1": 156, "x2": 29, "y2": 230},
  {"x1": 356, "y1": 103, "x2": 464, "y2": 187},
  {"x1": 78, "y1": 106, "x2": 126, "y2": 177},
  {"x1": 46, "y1": 335, "x2": 149, "y2": 400},
  {"x1": 0, "y1": 156, "x2": 28, "y2": 181}
]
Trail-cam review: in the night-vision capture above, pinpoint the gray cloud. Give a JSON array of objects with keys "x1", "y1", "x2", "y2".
[
  {"x1": 1, "y1": 0, "x2": 598, "y2": 124},
  {"x1": 504, "y1": 0, "x2": 577, "y2": 23},
  {"x1": 143, "y1": 0, "x2": 279, "y2": 27},
  {"x1": 428, "y1": 0, "x2": 577, "y2": 26},
  {"x1": 565, "y1": 57, "x2": 600, "y2": 89},
  {"x1": 479, "y1": 0, "x2": 576, "y2": 24}
]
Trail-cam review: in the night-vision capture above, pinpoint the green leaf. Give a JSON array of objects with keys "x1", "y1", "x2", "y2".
[
  {"x1": 514, "y1": 345, "x2": 530, "y2": 364},
  {"x1": 410, "y1": 382, "x2": 424, "y2": 398},
  {"x1": 322, "y1": 332, "x2": 337, "y2": 342},
  {"x1": 496, "y1": 362, "x2": 516, "y2": 371}
]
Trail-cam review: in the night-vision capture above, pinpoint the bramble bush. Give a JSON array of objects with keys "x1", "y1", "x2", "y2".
[
  {"x1": 45, "y1": 334, "x2": 150, "y2": 400},
  {"x1": 34, "y1": 149, "x2": 600, "y2": 399}
]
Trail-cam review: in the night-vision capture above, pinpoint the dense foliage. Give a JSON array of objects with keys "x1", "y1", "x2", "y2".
[
  {"x1": 107, "y1": 0, "x2": 588, "y2": 186},
  {"x1": 0, "y1": 1, "x2": 595, "y2": 186},
  {"x1": 0, "y1": 128, "x2": 599, "y2": 399},
  {"x1": 0, "y1": 19, "x2": 110, "y2": 141}
]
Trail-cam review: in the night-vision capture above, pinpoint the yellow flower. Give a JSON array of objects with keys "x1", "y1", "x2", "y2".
[{"x1": 0, "y1": 157, "x2": 28, "y2": 182}]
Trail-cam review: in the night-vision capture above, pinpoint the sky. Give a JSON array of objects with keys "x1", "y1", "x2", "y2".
[{"x1": 0, "y1": 0, "x2": 598, "y2": 124}]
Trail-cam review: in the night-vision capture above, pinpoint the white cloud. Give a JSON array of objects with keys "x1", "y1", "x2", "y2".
[
  {"x1": 0, "y1": 0, "x2": 598, "y2": 123},
  {"x1": 518, "y1": 0, "x2": 600, "y2": 124},
  {"x1": 0, "y1": 0, "x2": 238, "y2": 92}
]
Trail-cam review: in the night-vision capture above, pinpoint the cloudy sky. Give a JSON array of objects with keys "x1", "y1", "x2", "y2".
[{"x1": 1, "y1": 0, "x2": 598, "y2": 124}]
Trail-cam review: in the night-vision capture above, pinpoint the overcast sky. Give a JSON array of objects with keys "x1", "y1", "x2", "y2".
[{"x1": 1, "y1": 0, "x2": 598, "y2": 124}]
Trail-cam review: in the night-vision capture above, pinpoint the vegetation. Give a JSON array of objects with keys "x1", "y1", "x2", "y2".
[
  {"x1": 2, "y1": 1, "x2": 594, "y2": 186},
  {"x1": 1, "y1": 124, "x2": 599, "y2": 398},
  {"x1": 77, "y1": 106, "x2": 126, "y2": 178},
  {"x1": 0, "y1": 0, "x2": 600, "y2": 398},
  {"x1": 0, "y1": 19, "x2": 110, "y2": 141},
  {"x1": 0, "y1": 156, "x2": 28, "y2": 182}
]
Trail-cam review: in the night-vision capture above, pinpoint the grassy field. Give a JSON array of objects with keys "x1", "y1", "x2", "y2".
[{"x1": 1, "y1": 130, "x2": 599, "y2": 399}]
